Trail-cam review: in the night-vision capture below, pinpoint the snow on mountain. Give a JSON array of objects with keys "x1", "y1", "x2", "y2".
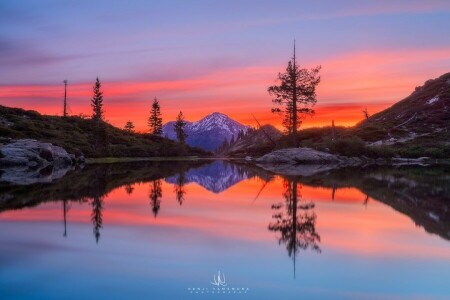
[
  {"x1": 427, "y1": 95, "x2": 439, "y2": 105},
  {"x1": 165, "y1": 160, "x2": 253, "y2": 193},
  {"x1": 162, "y1": 112, "x2": 250, "y2": 151}
]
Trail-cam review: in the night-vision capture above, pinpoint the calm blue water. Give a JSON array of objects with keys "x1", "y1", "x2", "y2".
[{"x1": 0, "y1": 161, "x2": 449, "y2": 299}]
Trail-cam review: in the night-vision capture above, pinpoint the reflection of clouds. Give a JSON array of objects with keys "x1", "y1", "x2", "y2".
[{"x1": 0, "y1": 223, "x2": 83, "y2": 267}]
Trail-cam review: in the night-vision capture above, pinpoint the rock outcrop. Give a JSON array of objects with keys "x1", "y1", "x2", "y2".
[
  {"x1": 0, "y1": 139, "x2": 84, "y2": 185},
  {"x1": 256, "y1": 147, "x2": 365, "y2": 176},
  {"x1": 257, "y1": 147, "x2": 344, "y2": 164}
]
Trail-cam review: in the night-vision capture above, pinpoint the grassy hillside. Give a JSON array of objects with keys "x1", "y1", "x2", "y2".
[{"x1": 0, "y1": 105, "x2": 209, "y2": 158}]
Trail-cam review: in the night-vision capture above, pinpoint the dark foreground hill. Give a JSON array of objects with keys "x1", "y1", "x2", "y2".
[
  {"x1": 0, "y1": 105, "x2": 208, "y2": 158},
  {"x1": 354, "y1": 72, "x2": 450, "y2": 149}
]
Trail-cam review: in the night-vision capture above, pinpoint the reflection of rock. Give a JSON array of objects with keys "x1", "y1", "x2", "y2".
[
  {"x1": 257, "y1": 148, "x2": 343, "y2": 164},
  {"x1": 257, "y1": 163, "x2": 339, "y2": 177},
  {"x1": 0, "y1": 164, "x2": 74, "y2": 185},
  {"x1": 0, "y1": 139, "x2": 82, "y2": 185}
]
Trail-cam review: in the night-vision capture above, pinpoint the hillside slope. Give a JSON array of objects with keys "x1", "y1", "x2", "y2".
[
  {"x1": 0, "y1": 105, "x2": 208, "y2": 158},
  {"x1": 355, "y1": 72, "x2": 450, "y2": 149},
  {"x1": 224, "y1": 124, "x2": 282, "y2": 157}
]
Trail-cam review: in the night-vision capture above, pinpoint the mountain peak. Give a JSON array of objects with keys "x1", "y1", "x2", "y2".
[
  {"x1": 210, "y1": 112, "x2": 227, "y2": 117},
  {"x1": 162, "y1": 112, "x2": 250, "y2": 151}
]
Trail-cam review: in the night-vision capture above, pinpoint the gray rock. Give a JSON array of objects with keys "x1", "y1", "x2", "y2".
[
  {"x1": 255, "y1": 147, "x2": 373, "y2": 176},
  {"x1": 0, "y1": 139, "x2": 72, "y2": 168},
  {"x1": 256, "y1": 147, "x2": 343, "y2": 164},
  {"x1": 0, "y1": 139, "x2": 78, "y2": 185}
]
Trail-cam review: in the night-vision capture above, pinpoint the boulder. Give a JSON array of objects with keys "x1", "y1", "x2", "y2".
[
  {"x1": 0, "y1": 139, "x2": 78, "y2": 185},
  {"x1": 256, "y1": 147, "x2": 343, "y2": 164},
  {"x1": 0, "y1": 139, "x2": 73, "y2": 168}
]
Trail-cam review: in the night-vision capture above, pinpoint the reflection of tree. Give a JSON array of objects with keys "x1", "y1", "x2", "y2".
[
  {"x1": 91, "y1": 195, "x2": 104, "y2": 243},
  {"x1": 174, "y1": 172, "x2": 186, "y2": 205},
  {"x1": 124, "y1": 184, "x2": 134, "y2": 195},
  {"x1": 149, "y1": 179, "x2": 162, "y2": 217},
  {"x1": 62, "y1": 199, "x2": 70, "y2": 237},
  {"x1": 90, "y1": 169, "x2": 106, "y2": 244},
  {"x1": 269, "y1": 178, "x2": 321, "y2": 277}
]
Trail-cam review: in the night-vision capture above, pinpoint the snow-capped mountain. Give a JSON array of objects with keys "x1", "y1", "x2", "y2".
[
  {"x1": 162, "y1": 112, "x2": 250, "y2": 151},
  {"x1": 165, "y1": 161, "x2": 253, "y2": 193}
]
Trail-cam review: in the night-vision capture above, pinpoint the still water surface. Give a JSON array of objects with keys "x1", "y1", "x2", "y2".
[{"x1": 0, "y1": 161, "x2": 449, "y2": 299}]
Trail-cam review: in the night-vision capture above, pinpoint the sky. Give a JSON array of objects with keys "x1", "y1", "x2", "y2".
[{"x1": 1, "y1": 0, "x2": 450, "y2": 131}]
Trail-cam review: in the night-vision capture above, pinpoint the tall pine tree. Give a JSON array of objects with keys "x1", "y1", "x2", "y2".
[
  {"x1": 90, "y1": 77, "x2": 108, "y2": 154},
  {"x1": 268, "y1": 42, "x2": 321, "y2": 144},
  {"x1": 148, "y1": 97, "x2": 163, "y2": 135},
  {"x1": 174, "y1": 111, "x2": 188, "y2": 144},
  {"x1": 91, "y1": 77, "x2": 104, "y2": 124}
]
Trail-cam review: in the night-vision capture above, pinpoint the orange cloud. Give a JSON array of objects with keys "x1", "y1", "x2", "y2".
[{"x1": 1, "y1": 48, "x2": 450, "y2": 131}]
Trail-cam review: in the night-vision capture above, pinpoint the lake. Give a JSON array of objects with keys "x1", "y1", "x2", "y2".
[{"x1": 0, "y1": 161, "x2": 449, "y2": 299}]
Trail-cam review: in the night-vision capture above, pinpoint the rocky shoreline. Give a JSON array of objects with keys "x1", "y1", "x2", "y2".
[
  {"x1": 255, "y1": 147, "x2": 431, "y2": 176},
  {"x1": 0, "y1": 140, "x2": 436, "y2": 184}
]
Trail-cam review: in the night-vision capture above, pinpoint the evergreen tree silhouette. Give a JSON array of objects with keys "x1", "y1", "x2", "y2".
[
  {"x1": 174, "y1": 111, "x2": 188, "y2": 144},
  {"x1": 124, "y1": 120, "x2": 135, "y2": 133},
  {"x1": 91, "y1": 77, "x2": 104, "y2": 124},
  {"x1": 90, "y1": 77, "x2": 108, "y2": 153},
  {"x1": 268, "y1": 42, "x2": 321, "y2": 145},
  {"x1": 148, "y1": 97, "x2": 163, "y2": 135}
]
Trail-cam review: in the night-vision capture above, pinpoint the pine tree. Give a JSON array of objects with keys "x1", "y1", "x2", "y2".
[
  {"x1": 91, "y1": 77, "x2": 104, "y2": 123},
  {"x1": 268, "y1": 42, "x2": 321, "y2": 144},
  {"x1": 124, "y1": 120, "x2": 135, "y2": 133},
  {"x1": 148, "y1": 97, "x2": 163, "y2": 135},
  {"x1": 230, "y1": 135, "x2": 235, "y2": 145},
  {"x1": 90, "y1": 77, "x2": 108, "y2": 154},
  {"x1": 174, "y1": 111, "x2": 188, "y2": 144}
]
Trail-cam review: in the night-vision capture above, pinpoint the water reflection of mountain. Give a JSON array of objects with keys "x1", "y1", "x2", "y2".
[
  {"x1": 165, "y1": 160, "x2": 260, "y2": 193},
  {"x1": 1, "y1": 160, "x2": 449, "y2": 243}
]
